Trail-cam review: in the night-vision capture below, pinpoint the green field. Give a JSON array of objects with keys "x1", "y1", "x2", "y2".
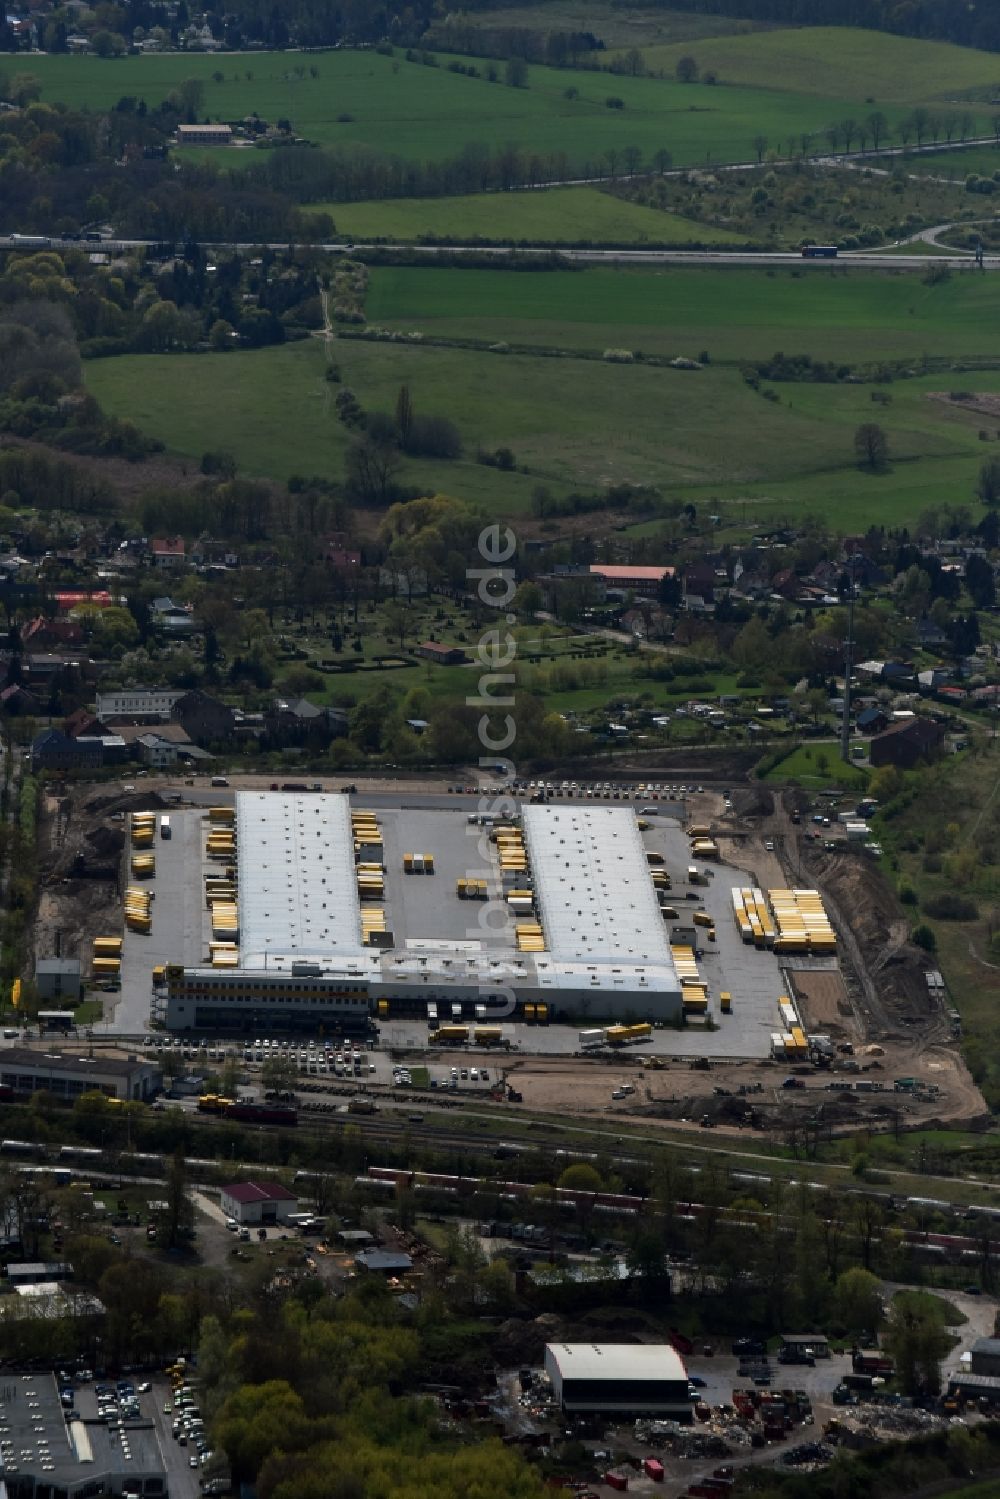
[
  {"x1": 324, "y1": 186, "x2": 747, "y2": 245},
  {"x1": 436, "y1": 1, "x2": 767, "y2": 50},
  {"x1": 763, "y1": 743, "x2": 869, "y2": 788},
  {"x1": 366, "y1": 262, "x2": 1000, "y2": 364},
  {"x1": 22, "y1": 47, "x2": 933, "y2": 172},
  {"x1": 84, "y1": 292, "x2": 1000, "y2": 532},
  {"x1": 616, "y1": 26, "x2": 1000, "y2": 105},
  {"x1": 88, "y1": 335, "x2": 897, "y2": 498},
  {"x1": 903, "y1": 144, "x2": 1000, "y2": 178}
]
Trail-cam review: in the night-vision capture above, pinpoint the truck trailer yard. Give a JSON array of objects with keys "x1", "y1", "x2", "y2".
[
  {"x1": 30, "y1": 777, "x2": 985, "y2": 1135},
  {"x1": 105, "y1": 792, "x2": 832, "y2": 1061}
]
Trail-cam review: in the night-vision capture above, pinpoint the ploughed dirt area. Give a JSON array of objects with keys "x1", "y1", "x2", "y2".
[
  {"x1": 791, "y1": 969, "x2": 855, "y2": 1036},
  {"x1": 500, "y1": 1044, "x2": 987, "y2": 1136}
]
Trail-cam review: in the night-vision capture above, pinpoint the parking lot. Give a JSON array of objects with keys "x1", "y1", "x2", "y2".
[{"x1": 71, "y1": 1373, "x2": 202, "y2": 1499}]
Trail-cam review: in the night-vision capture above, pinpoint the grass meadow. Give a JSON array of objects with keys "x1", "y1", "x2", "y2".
[
  {"x1": 22, "y1": 46, "x2": 946, "y2": 171},
  {"x1": 611, "y1": 27, "x2": 1000, "y2": 105},
  {"x1": 902, "y1": 144, "x2": 1000, "y2": 178},
  {"x1": 85, "y1": 271, "x2": 1000, "y2": 533},
  {"x1": 366, "y1": 262, "x2": 1000, "y2": 364},
  {"x1": 322, "y1": 186, "x2": 747, "y2": 245}
]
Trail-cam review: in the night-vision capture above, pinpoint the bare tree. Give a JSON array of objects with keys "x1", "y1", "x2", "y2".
[
  {"x1": 623, "y1": 144, "x2": 642, "y2": 177},
  {"x1": 866, "y1": 111, "x2": 888, "y2": 151}
]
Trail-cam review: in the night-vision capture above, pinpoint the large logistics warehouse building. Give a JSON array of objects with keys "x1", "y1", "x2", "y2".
[
  {"x1": 157, "y1": 794, "x2": 682, "y2": 1032},
  {"x1": 544, "y1": 1343, "x2": 691, "y2": 1419}
]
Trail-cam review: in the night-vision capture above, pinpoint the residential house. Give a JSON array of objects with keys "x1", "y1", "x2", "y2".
[
  {"x1": 264, "y1": 698, "x2": 349, "y2": 748},
  {"x1": 63, "y1": 707, "x2": 101, "y2": 739},
  {"x1": 415, "y1": 642, "x2": 470, "y2": 666},
  {"x1": 20, "y1": 617, "x2": 84, "y2": 651},
  {"x1": 150, "y1": 596, "x2": 195, "y2": 633},
  {"x1": 96, "y1": 688, "x2": 182, "y2": 722},
  {"x1": 324, "y1": 537, "x2": 362, "y2": 571},
  {"x1": 0, "y1": 685, "x2": 41, "y2": 716},
  {"x1": 869, "y1": 717, "x2": 945, "y2": 769},
  {"x1": 150, "y1": 537, "x2": 186, "y2": 569},
  {"x1": 135, "y1": 733, "x2": 213, "y2": 769},
  {"x1": 682, "y1": 563, "x2": 717, "y2": 611},
  {"x1": 173, "y1": 690, "x2": 235, "y2": 743},
  {"x1": 916, "y1": 618, "x2": 947, "y2": 650},
  {"x1": 855, "y1": 706, "x2": 888, "y2": 736},
  {"x1": 917, "y1": 668, "x2": 950, "y2": 692}
]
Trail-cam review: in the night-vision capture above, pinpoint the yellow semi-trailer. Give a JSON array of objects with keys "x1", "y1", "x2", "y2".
[
  {"x1": 431, "y1": 1025, "x2": 469, "y2": 1043},
  {"x1": 474, "y1": 1026, "x2": 504, "y2": 1045},
  {"x1": 720, "y1": 991, "x2": 732, "y2": 1013},
  {"x1": 92, "y1": 937, "x2": 123, "y2": 955},
  {"x1": 606, "y1": 1022, "x2": 653, "y2": 1045}
]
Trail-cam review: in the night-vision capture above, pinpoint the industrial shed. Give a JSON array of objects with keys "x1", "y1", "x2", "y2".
[{"x1": 544, "y1": 1343, "x2": 691, "y2": 1418}]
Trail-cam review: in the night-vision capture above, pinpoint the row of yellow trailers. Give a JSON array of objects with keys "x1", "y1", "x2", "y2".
[
  {"x1": 687, "y1": 824, "x2": 720, "y2": 861},
  {"x1": 430, "y1": 1025, "x2": 506, "y2": 1045},
  {"x1": 362, "y1": 908, "x2": 388, "y2": 945},
  {"x1": 352, "y1": 810, "x2": 382, "y2": 865},
  {"x1": 773, "y1": 995, "x2": 808, "y2": 1057},
  {"x1": 769, "y1": 888, "x2": 836, "y2": 955},
  {"x1": 92, "y1": 934, "x2": 122, "y2": 982},
  {"x1": 130, "y1": 812, "x2": 156, "y2": 848},
  {"x1": 673, "y1": 942, "x2": 709, "y2": 1017},
  {"x1": 206, "y1": 810, "x2": 239, "y2": 961},
  {"x1": 352, "y1": 812, "x2": 385, "y2": 902},
  {"x1": 125, "y1": 886, "x2": 152, "y2": 934},
  {"x1": 732, "y1": 886, "x2": 776, "y2": 948}
]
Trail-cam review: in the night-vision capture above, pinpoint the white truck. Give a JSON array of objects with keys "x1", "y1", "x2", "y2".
[{"x1": 579, "y1": 1028, "x2": 606, "y2": 1049}]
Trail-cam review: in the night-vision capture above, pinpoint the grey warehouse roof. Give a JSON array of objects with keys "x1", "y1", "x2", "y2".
[
  {"x1": 523, "y1": 806, "x2": 673, "y2": 966},
  {"x1": 236, "y1": 792, "x2": 366, "y2": 962}
]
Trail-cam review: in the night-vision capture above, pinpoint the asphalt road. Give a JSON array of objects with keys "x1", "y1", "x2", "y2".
[{"x1": 2, "y1": 239, "x2": 996, "y2": 271}]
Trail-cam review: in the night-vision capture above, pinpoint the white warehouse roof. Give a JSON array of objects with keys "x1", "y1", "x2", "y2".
[
  {"x1": 545, "y1": 1343, "x2": 687, "y2": 1382},
  {"x1": 236, "y1": 792, "x2": 366, "y2": 962},
  {"x1": 523, "y1": 806, "x2": 673, "y2": 966}
]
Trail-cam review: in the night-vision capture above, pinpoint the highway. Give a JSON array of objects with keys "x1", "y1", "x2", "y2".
[{"x1": 2, "y1": 236, "x2": 996, "y2": 271}]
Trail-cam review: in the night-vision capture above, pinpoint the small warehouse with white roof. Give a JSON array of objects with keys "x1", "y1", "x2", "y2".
[{"x1": 544, "y1": 1343, "x2": 691, "y2": 1418}]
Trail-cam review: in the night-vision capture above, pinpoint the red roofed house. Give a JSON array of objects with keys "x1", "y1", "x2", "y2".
[
  {"x1": 151, "y1": 536, "x2": 186, "y2": 569},
  {"x1": 21, "y1": 617, "x2": 85, "y2": 651},
  {"x1": 219, "y1": 1180, "x2": 299, "y2": 1226},
  {"x1": 589, "y1": 564, "x2": 675, "y2": 598},
  {"x1": 416, "y1": 642, "x2": 470, "y2": 666}
]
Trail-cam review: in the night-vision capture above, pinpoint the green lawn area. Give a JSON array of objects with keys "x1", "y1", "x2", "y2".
[
  {"x1": 902, "y1": 144, "x2": 1000, "y2": 178},
  {"x1": 23, "y1": 47, "x2": 927, "y2": 172},
  {"x1": 366, "y1": 262, "x2": 1000, "y2": 364},
  {"x1": 616, "y1": 27, "x2": 1000, "y2": 106},
  {"x1": 442, "y1": 1, "x2": 765, "y2": 51},
  {"x1": 324, "y1": 185, "x2": 747, "y2": 245},
  {"x1": 763, "y1": 744, "x2": 870, "y2": 788},
  {"x1": 892, "y1": 1287, "x2": 968, "y2": 1327},
  {"x1": 91, "y1": 333, "x2": 883, "y2": 495},
  {"x1": 85, "y1": 295, "x2": 1000, "y2": 530}
]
